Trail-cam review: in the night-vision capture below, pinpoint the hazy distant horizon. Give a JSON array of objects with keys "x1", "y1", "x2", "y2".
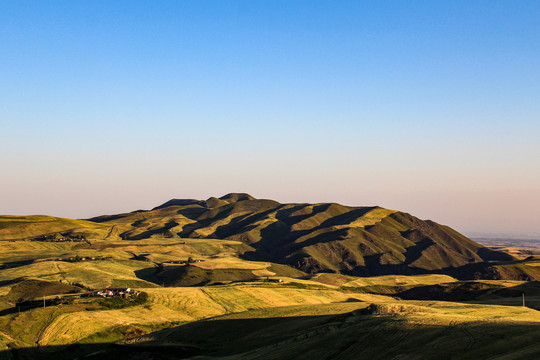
[
  {"x1": 469, "y1": 234, "x2": 540, "y2": 242},
  {"x1": 1, "y1": 2, "x2": 539, "y2": 237}
]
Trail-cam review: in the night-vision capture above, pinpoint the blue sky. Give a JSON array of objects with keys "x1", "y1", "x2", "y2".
[{"x1": 1, "y1": 1, "x2": 539, "y2": 237}]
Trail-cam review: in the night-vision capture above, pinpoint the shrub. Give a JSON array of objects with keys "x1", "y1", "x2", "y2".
[{"x1": 98, "y1": 292, "x2": 149, "y2": 309}]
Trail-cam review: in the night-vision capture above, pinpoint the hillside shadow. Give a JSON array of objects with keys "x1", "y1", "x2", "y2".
[
  {"x1": 0, "y1": 259, "x2": 35, "y2": 269},
  {"x1": 134, "y1": 265, "x2": 259, "y2": 287},
  {"x1": 476, "y1": 247, "x2": 515, "y2": 262},
  {"x1": 178, "y1": 204, "x2": 238, "y2": 237},
  {"x1": 5, "y1": 307, "x2": 540, "y2": 359},
  {"x1": 240, "y1": 204, "x2": 365, "y2": 262},
  {"x1": 0, "y1": 298, "x2": 68, "y2": 317},
  {"x1": 122, "y1": 220, "x2": 179, "y2": 240},
  {"x1": 2, "y1": 343, "x2": 199, "y2": 360},
  {"x1": 395, "y1": 280, "x2": 540, "y2": 310},
  {"x1": 287, "y1": 228, "x2": 350, "y2": 253},
  {"x1": 213, "y1": 205, "x2": 282, "y2": 239},
  {"x1": 87, "y1": 214, "x2": 127, "y2": 223},
  {"x1": 317, "y1": 207, "x2": 378, "y2": 228},
  {"x1": 176, "y1": 206, "x2": 208, "y2": 220},
  {"x1": 401, "y1": 238, "x2": 436, "y2": 265},
  {"x1": 346, "y1": 238, "x2": 436, "y2": 277},
  {"x1": 438, "y1": 260, "x2": 540, "y2": 281},
  {"x1": 0, "y1": 278, "x2": 23, "y2": 287},
  {"x1": 0, "y1": 311, "x2": 406, "y2": 359},
  {"x1": 238, "y1": 204, "x2": 322, "y2": 261},
  {"x1": 134, "y1": 267, "x2": 161, "y2": 285},
  {"x1": 240, "y1": 205, "x2": 436, "y2": 272}
]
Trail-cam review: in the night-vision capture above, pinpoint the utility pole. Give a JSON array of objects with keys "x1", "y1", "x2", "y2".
[
  {"x1": 522, "y1": 293, "x2": 526, "y2": 307},
  {"x1": 43, "y1": 296, "x2": 46, "y2": 308}
]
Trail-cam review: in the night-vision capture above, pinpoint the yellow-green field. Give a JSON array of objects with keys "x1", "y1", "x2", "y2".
[
  {"x1": 0, "y1": 215, "x2": 111, "y2": 241},
  {"x1": 127, "y1": 296, "x2": 540, "y2": 360}
]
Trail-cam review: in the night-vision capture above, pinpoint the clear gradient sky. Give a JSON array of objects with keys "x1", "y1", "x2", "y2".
[{"x1": 1, "y1": 1, "x2": 539, "y2": 237}]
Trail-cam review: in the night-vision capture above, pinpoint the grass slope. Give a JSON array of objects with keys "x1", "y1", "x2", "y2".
[{"x1": 125, "y1": 299, "x2": 540, "y2": 360}]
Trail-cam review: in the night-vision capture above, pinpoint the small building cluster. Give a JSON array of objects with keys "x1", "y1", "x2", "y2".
[
  {"x1": 55, "y1": 256, "x2": 105, "y2": 262},
  {"x1": 89, "y1": 288, "x2": 140, "y2": 298},
  {"x1": 163, "y1": 259, "x2": 203, "y2": 265},
  {"x1": 32, "y1": 235, "x2": 88, "y2": 242}
]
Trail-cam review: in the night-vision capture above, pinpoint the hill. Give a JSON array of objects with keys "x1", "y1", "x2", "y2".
[
  {"x1": 2, "y1": 193, "x2": 532, "y2": 280},
  {"x1": 0, "y1": 215, "x2": 110, "y2": 241},
  {"x1": 86, "y1": 193, "x2": 520, "y2": 279}
]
